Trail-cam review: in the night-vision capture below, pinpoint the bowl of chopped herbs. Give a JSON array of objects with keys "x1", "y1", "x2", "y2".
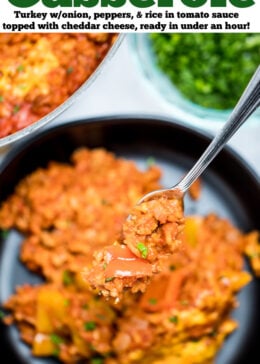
[{"x1": 129, "y1": 33, "x2": 260, "y2": 129}]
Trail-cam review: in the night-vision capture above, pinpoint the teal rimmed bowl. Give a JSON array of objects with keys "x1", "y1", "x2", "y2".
[{"x1": 128, "y1": 34, "x2": 260, "y2": 130}]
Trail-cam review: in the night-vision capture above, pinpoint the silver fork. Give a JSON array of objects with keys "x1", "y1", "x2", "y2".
[{"x1": 137, "y1": 65, "x2": 260, "y2": 205}]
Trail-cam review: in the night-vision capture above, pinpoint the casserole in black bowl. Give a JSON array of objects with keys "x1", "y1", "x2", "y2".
[{"x1": 0, "y1": 115, "x2": 259, "y2": 364}]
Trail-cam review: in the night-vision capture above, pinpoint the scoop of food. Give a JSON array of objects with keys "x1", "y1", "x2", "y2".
[{"x1": 84, "y1": 196, "x2": 184, "y2": 300}]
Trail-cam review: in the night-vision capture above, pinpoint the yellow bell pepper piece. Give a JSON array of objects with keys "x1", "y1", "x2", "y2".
[
  {"x1": 184, "y1": 216, "x2": 201, "y2": 247},
  {"x1": 35, "y1": 287, "x2": 68, "y2": 333},
  {"x1": 32, "y1": 333, "x2": 56, "y2": 356}
]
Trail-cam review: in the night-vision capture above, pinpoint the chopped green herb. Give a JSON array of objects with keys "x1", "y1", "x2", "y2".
[
  {"x1": 150, "y1": 33, "x2": 260, "y2": 110},
  {"x1": 50, "y1": 333, "x2": 64, "y2": 345},
  {"x1": 91, "y1": 358, "x2": 104, "y2": 364},
  {"x1": 0, "y1": 310, "x2": 5, "y2": 320},
  {"x1": 63, "y1": 299, "x2": 70, "y2": 307},
  {"x1": 62, "y1": 270, "x2": 74, "y2": 286},
  {"x1": 49, "y1": 333, "x2": 63, "y2": 356},
  {"x1": 18, "y1": 84, "x2": 27, "y2": 90},
  {"x1": 136, "y1": 242, "x2": 148, "y2": 259},
  {"x1": 82, "y1": 303, "x2": 89, "y2": 310},
  {"x1": 146, "y1": 156, "x2": 155, "y2": 167},
  {"x1": 13, "y1": 105, "x2": 20, "y2": 114},
  {"x1": 84, "y1": 321, "x2": 96, "y2": 331},
  {"x1": 0, "y1": 229, "x2": 9, "y2": 239},
  {"x1": 67, "y1": 66, "x2": 74, "y2": 74},
  {"x1": 52, "y1": 348, "x2": 60, "y2": 357},
  {"x1": 105, "y1": 277, "x2": 114, "y2": 283},
  {"x1": 89, "y1": 343, "x2": 96, "y2": 351},
  {"x1": 0, "y1": 95, "x2": 4, "y2": 102},
  {"x1": 169, "y1": 264, "x2": 176, "y2": 271},
  {"x1": 103, "y1": 263, "x2": 107, "y2": 270},
  {"x1": 148, "y1": 297, "x2": 157, "y2": 305},
  {"x1": 169, "y1": 315, "x2": 178, "y2": 324},
  {"x1": 17, "y1": 64, "x2": 25, "y2": 72}
]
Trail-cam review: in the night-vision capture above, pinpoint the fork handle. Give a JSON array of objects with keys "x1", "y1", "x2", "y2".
[{"x1": 176, "y1": 65, "x2": 260, "y2": 193}]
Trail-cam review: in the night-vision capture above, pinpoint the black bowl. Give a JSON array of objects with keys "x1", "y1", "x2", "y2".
[{"x1": 0, "y1": 115, "x2": 259, "y2": 364}]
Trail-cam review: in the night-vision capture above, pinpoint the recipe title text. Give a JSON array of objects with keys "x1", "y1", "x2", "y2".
[{"x1": 8, "y1": 0, "x2": 256, "y2": 9}]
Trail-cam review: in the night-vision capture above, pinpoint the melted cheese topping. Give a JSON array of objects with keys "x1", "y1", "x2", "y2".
[{"x1": 0, "y1": 38, "x2": 59, "y2": 99}]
